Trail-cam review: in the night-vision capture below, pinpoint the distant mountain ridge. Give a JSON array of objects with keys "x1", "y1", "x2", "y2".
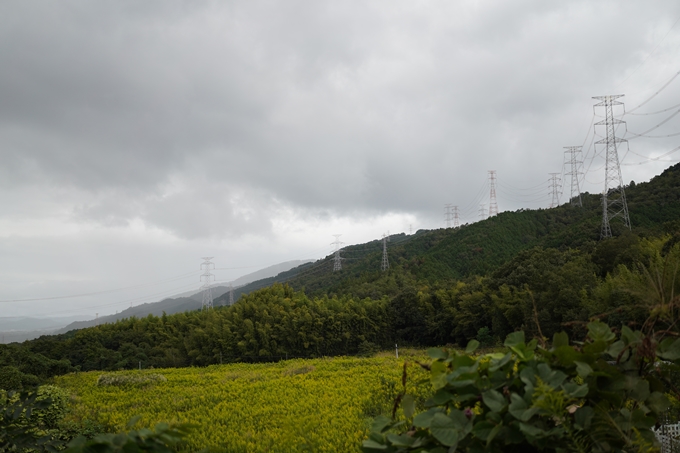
[{"x1": 1, "y1": 260, "x2": 312, "y2": 343}]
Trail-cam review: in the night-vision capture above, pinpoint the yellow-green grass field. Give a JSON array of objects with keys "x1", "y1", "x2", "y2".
[{"x1": 55, "y1": 352, "x2": 431, "y2": 452}]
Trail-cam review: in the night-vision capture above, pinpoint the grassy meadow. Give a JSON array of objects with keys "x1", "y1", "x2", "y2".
[{"x1": 55, "y1": 352, "x2": 431, "y2": 452}]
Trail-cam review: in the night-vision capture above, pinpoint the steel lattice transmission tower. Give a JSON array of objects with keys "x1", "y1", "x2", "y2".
[
  {"x1": 488, "y1": 171, "x2": 498, "y2": 217},
  {"x1": 548, "y1": 173, "x2": 562, "y2": 208},
  {"x1": 331, "y1": 234, "x2": 344, "y2": 271},
  {"x1": 229, "y1": 283, "x2": 234, "y2": 306},
  {"x1": 452, "y1": 206, "x2": 460, "y2": 228},
  {"x1": 444, "y1": 204, "x2": 453, "y2": 228},
  {"x1": 200, "y1": 257, "x2": 215, "y2": 310},
  {"x1": 381, "y1": 233, "x2": 390, "y2": 272},
  {"x1": 593, "y1": 95, "x2": 631, "y2": 238},
  {"x1": 564, "y1": 146, "x2": 583, "y2": 207},
  {"x1": 479, "y1": 203, "x2": 486, "y2": 221}
]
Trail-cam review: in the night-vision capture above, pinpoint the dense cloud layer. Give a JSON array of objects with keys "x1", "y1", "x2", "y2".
[{"x1": 1, "y1": 1, "x2": 679, "y2": 316}]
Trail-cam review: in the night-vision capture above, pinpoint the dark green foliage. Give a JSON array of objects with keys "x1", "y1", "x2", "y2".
[
  {"x1": 363, "y1": 323, "x2": 680, "y2": 452},
  {"x1": 0, "y1": 389, "x2": 66, "y2": 452},
  {"x1": 64, "y1": 417, "x2": 193, "y2": 453}
]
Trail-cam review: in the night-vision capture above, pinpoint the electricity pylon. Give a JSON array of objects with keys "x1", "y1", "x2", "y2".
[
  {"x1": 444, "y1": 204, "x2": 453, "y2": 228},
  {"x1": 593, "y1": 95, "x2": 631, "y2": 238},
  {"x1": 200, "y1": 257, "x2": 215, "y2": 310},
  {"x1": 229, "y1": 283, "x2": 234, "y2": 306},
  {"x1": 488, "y1": 171, "x2": 498, "y2": 217},
  {"x1": 381, "y1": 233, "x2": 390, "y2": 272},
  {"x1": 564, "y1": 146, "x2": 583, "y2": 207},
  {"x1": 549, "y1": 173, "x2": 562, "y2": 208},
  {"x1": 331, "y1": 234, "x2": 343, "y2": 271},
  {"x1": 452, "y1": 206, "x2": 460, "y2": 228},
  {"x1": 479, "y1": 203, "x2": 486, "y2": 221}
]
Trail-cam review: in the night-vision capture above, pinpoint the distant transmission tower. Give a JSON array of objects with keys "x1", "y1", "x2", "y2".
[
  {"x1": 444, "y1": 204, "x2": 453, "y2": 228},
  {"x1": 452, "y1": 206, "x2": 460, "y2": 228},
  {"x1": 488, "y1": 171, "x2": 498, "y2": 217},
  {"x1": 229, "y1": 283, "x2": 234, "y2": 306},
  {"x1": 564, "y1": 146, "x2": 583, "y2": 207},
  {"x1": 331, "y1": 234, "x2": 344, "y2": 271},
  {"x1": 479, "y1": 203, "x2": 486, "y2": 221},
  {"x1": 593, "y1": 95, "x2": 631, "y2": 238},
  {"x1": 548, "y1": 173, "x2": 562, "y2": 208},
  {"x1": 381, "y1": 233, "x2": 390, "y2": 271},
  {"x1": 200, "y1": 257, "x2": 215, "y2": 310}
]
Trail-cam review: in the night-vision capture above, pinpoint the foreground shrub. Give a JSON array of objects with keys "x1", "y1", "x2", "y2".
[
  {"x1": 364, "y1": 321, "x2": 680, "y2": 452},
  {"x1": 97, "y1": 373, "x2": 167, "y2": 387}
]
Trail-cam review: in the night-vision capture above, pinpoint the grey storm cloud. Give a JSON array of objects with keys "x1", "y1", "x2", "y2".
[{"x1": 1, "y1": 0, "x2": 680, "y2": 239}]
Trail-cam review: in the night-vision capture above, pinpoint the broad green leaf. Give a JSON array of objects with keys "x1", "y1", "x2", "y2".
[
  {"x1": 362, "y1": 439, "x2": 388, "y2": 450},
  {"x1": 509, "y1": 393, "x2": 539, "y2": 421},
  {"x1": 631, "y1": 380, "x2": 650, "y2": 402},
  {"x1": 504, "y1": 331, "x2": 525, "y2": 348},
  {"x1": 402, "y1": 394, "x2": 415, "y2": 419},
  {"x1": 574, "y1": 361, "x2": 593, "y2": 379},
  {"x1": 413, "y1": 408, "x2": 444, "y2": 428},
  {"x1": 430, "y1": 413, "x2": 459, "y2": 448},
  {"x1": 472, "y1": 421, "x2": 496, "y2": 441},
  {"x1": 646, "y1": 392, "x2": 670, "y2": 414},
  {"x1": 482, "y1": 389, "x2": 506, "y2": 413},
  {"x1": 573, "y1": 406, "x2": 593, "y2": 429},
  {"x1": 563, "y1": 382, "x2": 588, "y2": 398},
  {"x1": 519, "y1": 422, "x2": 545, "y2": 438},
  {"x1": 489, "y1": 352, "x2": 513, "y2": 372},
  {"x1": 370, "y1": 415, "x2": 392, "y2": 433},
  {"x1": 606, "y1": 340, "x2": 626, "y2": 358},
  {"x1": 448, "y1": 409, "x2": 472, "y2": 435},
  {"x1": 428, "y1": 348, "x2": 449, "y2": 360},
  {"x1": 431, "y1": 360, "x2": 448, "y2": 390},
  {"x1": 465, "y1": 339, "x2": 480, "y2": 354},
  {"x1": 486, "y1": 423, "x2": 503, "y2": 447},
  {"x1": 386, "y1": 433, "x2": 415, "y2": 447},
  {"x1": 587, "y1": 322, "x2": 615, "y2": 343},
  {"x1": 658, "y1": 337, "x2": 680, "y2": 361},
  {"x1": 552, "y1": 331, "x2": 569, "y2": 348},
  {"x1": 431, "y1": 389, "x2": 455, "y2": 405}
]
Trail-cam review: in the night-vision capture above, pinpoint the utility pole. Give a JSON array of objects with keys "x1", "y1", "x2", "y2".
[
  {"x1": 200, "y1": 257, "x2": 215, "y2": 310},
  {"x1": 593, "y1": 95, "x2": 631, "y2": 238},
  {"x1": 548, "y1": 173, "x2": 562, "y2": 208},
  {"x1": 229, "y1": 283, "x2": 234, "y2": 306},
  {"x1": 479, "y1": 203, "x2": 486, "y2": 221},
  {"x1": 564, "y1": 146, "x2": 583, "y2": 207},
  {"x1": 331, "y1": 234, "x2": 343, "y2": 271},
  {"x1": 488, "y1": 171, "x2": 498, "y2": 217},
  {"x1": 452, "y1": 206, "x2": 460, "y2": 228},
  {"x1": 381, "y1": 233, "x2": 390, "y2": 272},
  {"x1": 444, "y1": 204, "x2": 453, "y2": 228}
]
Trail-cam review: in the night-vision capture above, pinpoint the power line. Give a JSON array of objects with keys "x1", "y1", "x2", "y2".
[{"x1": 0, "y1": 270, "x2": 201, "y2": 303}]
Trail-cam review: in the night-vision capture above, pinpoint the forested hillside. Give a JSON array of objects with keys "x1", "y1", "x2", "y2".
[
  {"x1": 1, "y1": 164, "x2": 679, "y2": 387},
  {"x1": 222, "y1": 163, "x2": 680, "y2": 301}
]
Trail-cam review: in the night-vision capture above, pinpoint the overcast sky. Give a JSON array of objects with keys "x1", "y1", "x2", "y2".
[{"x1": 2, "y1": 0, "x2": 680, "y2": 318}]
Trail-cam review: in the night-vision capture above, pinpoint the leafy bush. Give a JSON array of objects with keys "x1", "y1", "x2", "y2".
[
  {"x1": 97, "y1": 373, "x2": 167, "y2": 387},
  {"x1": 363, "y1": 322, "x2": 680, "y2": 452},
  {"x1": 0, "y1": 389, "x2": 65, "y2": 452},
  {"x1": 0, "y1": 365, "x2": 23, "y2": 391},
  {"x1": 64, "y1": 417, "x2": 192, "y2": 453}
]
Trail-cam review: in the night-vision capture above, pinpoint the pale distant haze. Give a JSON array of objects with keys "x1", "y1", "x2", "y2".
[{"x1": 1, "y1": 1, "x2": 680, "y2": 318}]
